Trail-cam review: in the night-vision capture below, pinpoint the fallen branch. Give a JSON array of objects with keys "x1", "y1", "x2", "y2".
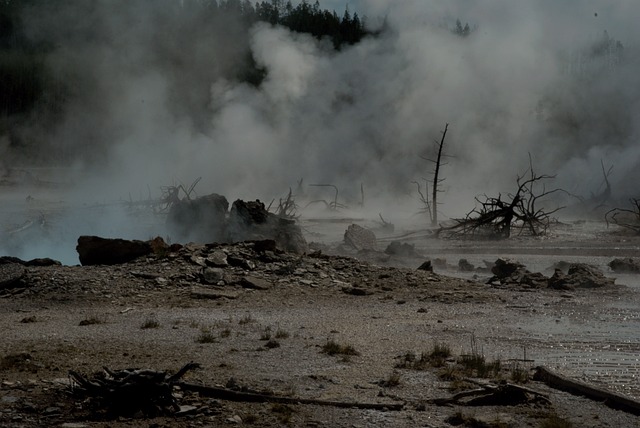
[
  {"x1": 534, "y1": 365, "x2": 640, "y2": 415},
  {"x1": 430, "y1": 381, "x2": 550, "y2": 407},
  {"x1": 176, "y1": 382, "x2": 404, "y2": 411}
]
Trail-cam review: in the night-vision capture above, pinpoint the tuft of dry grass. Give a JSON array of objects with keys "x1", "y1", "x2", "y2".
[
  {"x1": 321, "y1": 339, "x2": 360, "y2": 356},
  {"x1": 140, "y1": 316, "x2": 160, "y2": 329},
  {"x1": 79, "y1": 316, "x2": 104, "y2": 326}
]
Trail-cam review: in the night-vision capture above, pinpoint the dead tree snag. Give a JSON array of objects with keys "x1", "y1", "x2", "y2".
[{"x1": 416, "y1": 123, "x2": 450, "y2": 226}]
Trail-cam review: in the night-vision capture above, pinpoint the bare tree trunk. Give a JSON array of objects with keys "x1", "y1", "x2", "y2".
[{"x1": 432, "y1": 123, "x2": 449, "y2": 227}]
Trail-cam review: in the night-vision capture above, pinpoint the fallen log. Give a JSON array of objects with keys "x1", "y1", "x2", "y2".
[
  {"x1": 176, "y1": 382, "x2": 404, "y2": 411},
  {"x1": 534, "y1": 366, "x2": 640, "y2": 415}
]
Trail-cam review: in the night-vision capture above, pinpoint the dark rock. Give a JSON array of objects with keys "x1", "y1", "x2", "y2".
[
  {"x1": 206, "y1": 250, "x2": 228, "y2": 267},
  {"x1": 0, "y1": 256, "x2": 61, "y2": 267},
  {"x1": 228, "y1": 201, "x2": 308, "y2": 254},
  {"x1": 167, "y1": 193, "x2": 229, "y2": 243},
  {"x1": 342, "y1": 286, "x2": 372, "y2": 296},
  {"x1": 238, "y1": 276, "x2": 271, "y2": 290},
  {"x1": 0, "y1": 263, "x2": 26, "y2": 289},
  {"x1": 76, "y1": 236, "x2": 152, "y2": 266},
  {"x1": 24, "y1": 258, "x2": 61, "y2": 267},
  {"x1": 344, "y1": 224, "x2": 377, "y2": 251},
  {"x1": 201, "y1": 267, "x2": 225, "y2": 284},
  {"x1": 417, "y1": 260, "x2": 433, "y2": 272},
  {"x1": 548, "y1": 264, "x2": 614, "y2": 289},
  {"x1": 609, "y1": 258, "x2": 640, "y2": 273},
  {"x1": 458, "y1": 259, "x2": 475, "y2": 272},
  {"x1": 384, "y1": 241, "x2": 420, "y2": 257},
  {"x1": 548, "y1": 269, "x2": 574, "y2": 290},
  {"x1": 491, "y1": 258, "x2": 526, "y2": 278}
]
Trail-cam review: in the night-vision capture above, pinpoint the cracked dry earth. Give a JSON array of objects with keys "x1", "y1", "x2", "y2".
[{"x1": 1, "y1": 240, "x2": 640, "y2": 427}]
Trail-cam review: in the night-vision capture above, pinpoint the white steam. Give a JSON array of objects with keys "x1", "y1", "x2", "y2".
[{"x1": 3, "y1": 0, "x2": 640, "y2": 263}]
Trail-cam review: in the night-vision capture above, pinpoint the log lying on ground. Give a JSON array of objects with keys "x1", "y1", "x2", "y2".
[
  {"x1": 534, "y1": 366, "x2": 640, "y2": 415},
  {"x1": 176, "y1": 382, "x2": 404, "y2": 411}
]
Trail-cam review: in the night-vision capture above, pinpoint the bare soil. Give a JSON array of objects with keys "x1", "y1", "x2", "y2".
[{"x1": 2, "y1": 230, "x2": 640, "y2": 428}]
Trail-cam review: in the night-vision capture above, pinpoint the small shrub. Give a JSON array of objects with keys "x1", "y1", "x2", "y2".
[
  {"x1": 260, "y1": 327, "x2": 272, "y2": 340},
  {"x1": 321, "y1": 339, "x2": 360, "y2": 356},
  {"x1": 540, "y1": 413, "x2": 574, "y2": 428},
  {"x1": 195, "y1": 330, "x2": 217, "y2": 344},
  {"x1": 270, "y1": 403, "x2": 295, "y2": 424},
  {"x1": 265, "y1": 339, "x2": 280, "y2": 349},
  {"x1": 238, "y1": 314, "x2": 255, "y2": 325},
  {"x1": 140, "y1": 316, "x2": 160, "y2": 329},
  {"x1": 381, "y1": 371, "x2": 401, "y2": 387},
  {"x1": 459, "y1": 353, "x2": 501, "y2": 378},
  {"x1": 79, "y1": 316, "x2": 104, "y2": 326},
  {"x1": 429, "y1": 342, "x2": 452, "y2": 359},
  {"x1": 510, "y1": 363, "x2": 530, "y2": 383},
  {"x1": 220, "y1": 328, "x2": 232, "y2": 338},
  {"x1": 275, "y1": 327, "x2": 290, "y2": 339}
]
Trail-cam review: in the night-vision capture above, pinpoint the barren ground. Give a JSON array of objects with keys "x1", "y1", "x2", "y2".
[{"x1": 2, "y1": 215, "x2": 640, "y2": 427}]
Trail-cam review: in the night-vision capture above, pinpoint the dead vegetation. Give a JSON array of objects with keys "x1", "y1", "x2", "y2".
[
  {"x1": 439, "y1": 156, "x2": 565, "y2": 238},
  {"x1": 606, "y1": 198, "x2": 640, "y2": 234}
]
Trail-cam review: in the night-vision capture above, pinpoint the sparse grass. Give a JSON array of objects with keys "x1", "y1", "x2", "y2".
[
  {"x1": 380, "y1": 371, "x2": 402, "y2": 387},
  {"x1": 238, "y1": 314, "x2": 255, "y2": 325},
  {"x1": 396, "y1": 344, "x2": 451, "y2": 370},
  {"x1": 261, "y1": 327, "x2": 272, "y2": 340},
  {"x1": 459, "y1": 353, "x2": 501, "y2": 378},
  {"x1": 195, "y1": 329, "x2": 217, "y2": 344},
  {"x1": 79, "y1": 316, "x2": 104, "y2": 326},
  {"x1": 439, "y1": 365, "x2": 464, "y2": 382},
  {"x1": 265, "y1": 339, "x2": 280, "y2": 349},
  {"x1": 430, "y1": 342, "x2": 452, "y2": 359},
  {"x1": 0, "y1": 352, "x2": 34, "y2": 370},
  {"x1": 321, "y1": 339, "x2": 360, "y2": 357},
  {"x1": 510, "y1": 363, "x2": 530, "y2": 383},
  {"x1": 242, "y1": 413, "x2": 258, "y2": 424},
  {"x1": 270, "y1": 403, "x2": 295, "y2": 424},
  {"x1": 140, "y1": 316, "x2": 160, "y2": 329},
  {"x1": 275, "y1": 327, "x2": 290, "y2": 339},
  {"x1": 539, "y1": 413, "x2": 574, "y2": 428}
]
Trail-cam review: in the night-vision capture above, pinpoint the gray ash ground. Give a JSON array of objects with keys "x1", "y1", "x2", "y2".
[{"x1": 2, "y1": 223, "x2": 640, "y2": 427}]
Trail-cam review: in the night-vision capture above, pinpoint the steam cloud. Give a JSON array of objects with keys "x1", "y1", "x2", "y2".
[{"x1": 4, "y1": 0, "x2": 640, "y2": 263}]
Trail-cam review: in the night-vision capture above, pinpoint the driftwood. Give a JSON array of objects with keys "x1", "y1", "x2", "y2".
[
  {"x1": 176, "y1": 382, "x2": 404, "y2": 411},
  {"x1": 68, "y1": 362, "x2": 201, "y2": 416},
  {"x1": 429, "y1": 381, "x2": 550, "y2": 407},
  {"x1": 534, "y1": 366, "x2": 640, "y2": 415}
]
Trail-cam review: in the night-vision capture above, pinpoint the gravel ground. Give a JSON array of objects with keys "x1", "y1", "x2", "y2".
[{"x1": 1, "y1": 232, "x2": 640, "y2": 427}]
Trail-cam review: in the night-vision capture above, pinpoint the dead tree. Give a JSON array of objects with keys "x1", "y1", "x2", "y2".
[
  {"x1": 417, "y1": 123, "x2": 450, "y2": 226},
  {"x1": 440, "y1": 157, "x2": 565, "y2": 239},
  {"x1": 605, "y1": 198, "x2": 640, "y2": 234}
]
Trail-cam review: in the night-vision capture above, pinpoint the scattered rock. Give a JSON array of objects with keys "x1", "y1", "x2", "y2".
[
  {"x1": 76, "y1": 236, "x2": 152, "y2": 266},
  {"x1": 417, "y1": 260, "x2": 433, "y2": 272},
  {"x1": 458, "y1": 258, "x2": 475, "y2": 272},
  {"x1": 384, "y1": 241, "x2": 421, "y2": 257},
  {"x1": 167, "y1": 193, "x2": 229, "y2": 243},
  {"x1": 344, "y1": 224, "x2": 377, "y2": 251},
  {"x1": 201, "y1": 267, "x2": 225, "y2": 284},
  {"x1": 238, "y1": 276, "x2": 272, "y2": 290},
  {"x1": 609, "y1": 258, "x2": 640, "y2": 273},
  {"x1": 0, "y1": 263, "x2": 26, "y2": 289}
]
